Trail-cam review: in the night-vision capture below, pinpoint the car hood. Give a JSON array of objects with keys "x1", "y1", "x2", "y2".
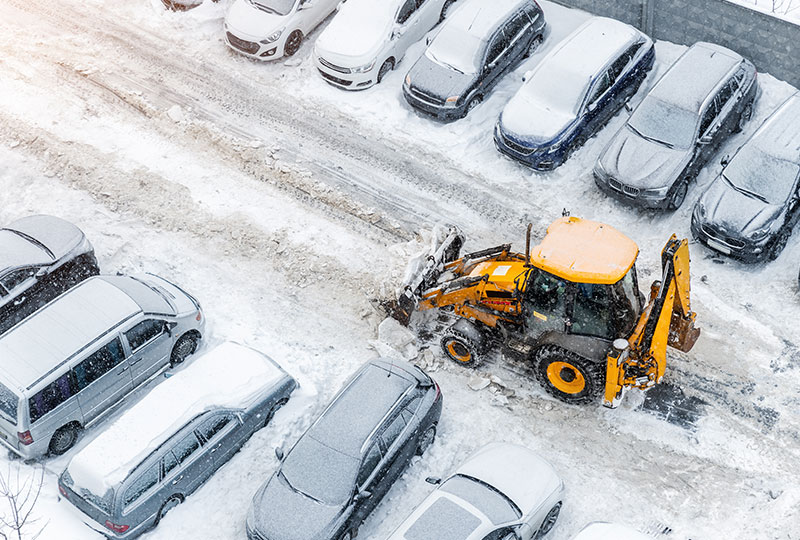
[
  {"x1": 4, "y1": 215, "x2": 85, "y2": 261},
  {"x1": 599, "y1": 127, "x2": 689, "y2": 190},
  {"x1": 251, "y1": 474, "x2": 344, "y2": 540},
  {"x1": 407, "y1": 54, "x2": 476, "y2": 102},
  {"x1": 698, "y1": 176, "x2": 783, "y2": 237},
  {"x1": 226, "y1": 0, "x2": 289, "y2": 40},
  {"x1": 315, "y1": 2, "x2": 391, "y2": 61},
  {"x1": 500, "y1": 94, "x2": 577, "y2": 146}
]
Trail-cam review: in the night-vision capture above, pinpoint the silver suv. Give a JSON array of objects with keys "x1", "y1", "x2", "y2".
[{"x1": 0, "y1": 274, "x2": 204, "y2": 459}]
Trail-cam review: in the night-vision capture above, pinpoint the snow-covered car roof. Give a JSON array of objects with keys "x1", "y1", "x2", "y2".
[
  {"x1": 448, "y1": 0, "x2": 533, "y2": 40},
  {"x1": 454, "y1": 442, "x2": 562, "y2": 513},
  {"x1": 67, "y1": 342, "x2": 291, "y2": 496},
  {"x1": 647, "y1": 42, "x2": 743, "y2": 114},
  {"x1": 571, "y1": 522, "x2": 653, "y2": 540},
  {"x1": 0, "y1": 277, "x2": 142, "y2": 392}
]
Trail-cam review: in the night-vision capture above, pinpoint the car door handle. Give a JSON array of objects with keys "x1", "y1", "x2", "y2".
[{"x1": 171, "y1": 475, "x2": 183, "y2": 485}]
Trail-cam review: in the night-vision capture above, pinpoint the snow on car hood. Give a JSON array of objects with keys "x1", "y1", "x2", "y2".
[
  {"x1": 315, "y1": 0, "x2": 394, "y2": 60},
  {"x1": 698, "y1": 176, "x2": 783, "y2": 238},
  {"x1": 600, "y1": 127, "x2": 689, "y2": 190},
  {"x1": 226, "y1": 0, "x2": 288, "y2": 40},
  {"x1": 251, "y1": 473, "x2": 343, "y2": 540},
  {"x1": 500, "y1": 94, "x2": 576, "y2": 146},
  {"x1": 407, "y1": 54, "x2": 474, "y2": 104}
]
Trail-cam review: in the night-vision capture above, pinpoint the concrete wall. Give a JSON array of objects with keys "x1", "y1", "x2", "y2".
[{"x1": 548, "y1": 0, "x2": 800, "y2": 88}]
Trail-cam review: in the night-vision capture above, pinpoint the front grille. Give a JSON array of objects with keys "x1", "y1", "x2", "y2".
[
  {"x1": 409, "y1": 86, "x2": 444, "y2": 106},
  {"x1": 500, "y1": 133, "x2": 534, "y2": 156},
  {"x1": 318, "y1": 57, "x2": 350, "y2": 74},
  {"x1": 318, "y1": 70, "x2": 353, "y2": 86},
  {"x1": 701, "y1": 225, "x2": 745, "y2": 249},
  {"x1": 227, "y1": 32, "x2": 260, "y2": 55},
  {"x1": 608, "y1": 178, "x2": 640, "y2": 197}
]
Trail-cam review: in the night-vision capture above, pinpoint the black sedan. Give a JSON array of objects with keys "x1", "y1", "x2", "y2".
[
  {"x1": 692, "y1": 92, "x2": 800, "y2": 262},
  {"x1": 246, "y1": 358, "x2": 442, "y2": 540}
]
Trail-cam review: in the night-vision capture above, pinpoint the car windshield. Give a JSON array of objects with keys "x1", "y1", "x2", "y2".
[
  {"x1": 280, "y1": 436, "x2": 359, "y2": 505},
  {"x1": 440, "y1": 474, "x2": 521, "y2": 524},
  {"x1": 522, "y1": 68, "x2": 588, "y2": 117},
  {"x1": 404, "y1": 497, "x2": 483, "y2": 540},
  {"x1": 723, "y1": 144, "x2": 800, "y2": 205},
  {"x1": 628, "y1": 97, "x2": 697, "y2": 149},
  {"x1": 248, "y1": 0, "x2": 296, "y2": 16},
  {"x1": 426, "y1": 26, "x2": 484, "y2": 75}
]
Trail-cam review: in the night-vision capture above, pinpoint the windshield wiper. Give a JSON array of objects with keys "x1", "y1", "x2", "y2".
[{"x1": 628, "y1": 123, "x2": 674, "y2": 149}]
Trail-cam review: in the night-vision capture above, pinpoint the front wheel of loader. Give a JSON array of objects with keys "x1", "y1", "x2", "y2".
[
  {"x1": 441, "y1": 329, "x2": 482, "y2": 368},
  {"x1": 534, "y1": 346, "x2": 603, "y2": 404}
]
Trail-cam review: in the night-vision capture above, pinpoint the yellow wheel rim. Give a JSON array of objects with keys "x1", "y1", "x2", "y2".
[
  {"x1": 546, "y1": 361, "x2": 586, "y2": 394},
  {"x1": 446, "y1": 341, "x2": 472, "y2": 363}
]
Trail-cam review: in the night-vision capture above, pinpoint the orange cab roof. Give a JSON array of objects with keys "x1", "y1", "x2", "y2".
[{"x1": 530, "y1": 217, "x2": 639, "y2": 284}]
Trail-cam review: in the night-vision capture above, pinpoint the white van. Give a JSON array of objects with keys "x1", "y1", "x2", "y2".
[{"x1": 0, "y1": 274, "x2": 205, "y2": 459}]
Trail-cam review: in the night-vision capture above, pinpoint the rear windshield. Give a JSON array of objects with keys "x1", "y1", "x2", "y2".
[{"x1": 0, "y1": 382, "x2": 19, "y2": 424}]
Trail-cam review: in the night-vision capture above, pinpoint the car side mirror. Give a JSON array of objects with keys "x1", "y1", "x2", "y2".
[
  {"x1": 522, "y1": 70, "x2": 533, "y2": 83},
  {"x1": 355, "y1": 490, "x2": 372, "y2": 501},
  {"x1": 425, "y1": 476, "x2": 442, "y2": 485},
  {"x1": 275, "y1": 447, "x2": 285, "y2": 461},
  {"x1": 720, "y1": 154, "x2": 730, "y2": 167},
  {"x1": 35, "y1": 268, "x2": 47, "y2": 278}
]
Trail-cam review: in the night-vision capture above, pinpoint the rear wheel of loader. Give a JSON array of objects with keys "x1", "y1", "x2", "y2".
[
  {"x1": 534, "y1": 346, "x2": 603, "y2": 404},
  {"x1": 441, "y1": 330, "x2": 482, "y2": 368}
]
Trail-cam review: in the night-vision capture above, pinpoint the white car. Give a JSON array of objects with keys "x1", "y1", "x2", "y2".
[
  {"x1": 571, "y1": 523, "x2": 654, "y2": 540},
  {"x1": 225, "y1": 0, "x2": 340, "y2": 60},
  {"x1": 314, "y1": 0, "x2": 456, "y2": 90},
  {"x1": 386, "y1": 443, "x2": 564, "y2": 540}
]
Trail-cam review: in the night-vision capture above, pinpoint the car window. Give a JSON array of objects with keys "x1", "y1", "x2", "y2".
[
  {"x1": 396, "y1": 0, "x2": 416, "y2": 24},
  {"x1": 124, "y1": 319, "x2": 165, "y2": 352},
  {"x1": 357, "y1": 444, "x2": 382, "y2": 487},
  {"x1": 587, "y1": 72, "x2": 611, "y2": 106},
  {"x1": 72, "y1": 338, "x2": 125, "y2": 391},
  {"x1": 28, "y1": 373, "x2": 74, "y2": 423},
  {"x1": 699, "y1": 98, "x2": 720, "y2": 135},
  {"x1": 173, "y1": 432, "x2": 202, "y2": 464},
  {"x1": 197, "y1": 413, "x2": 234, "y2": 443},
  {"x1": 0, "y1": 267, "x2": 36, "y2": 292},
  {"x1": 379, "y1": 413, "x2": 407, "y2": 451},
  {"x1": 485, "y1": 31, "x2": 506, "y2": 65},
  {"x1": 122, "y1": 464, "x2": 159, "y2": 509}
]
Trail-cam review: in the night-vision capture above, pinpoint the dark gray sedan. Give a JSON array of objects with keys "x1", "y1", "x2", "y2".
[
  {"x1": 0, "y1": 215, "x2": 98, "y2": 335},
  {"x1": 594, "y1": 42, "x2": 758, "y2": 210},
  {"x1": 246, "y1": 358, "x2": 442, "y2": 540},
  {"x1": 692, "y1": 92, "x2": 800, "y2": 262}
]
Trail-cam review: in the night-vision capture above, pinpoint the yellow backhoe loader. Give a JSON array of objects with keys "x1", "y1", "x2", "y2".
[{"x1": 394, "y1": 216, "x2": 700, "y2": 407}]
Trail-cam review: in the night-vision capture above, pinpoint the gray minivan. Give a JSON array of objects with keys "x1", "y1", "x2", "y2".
[{"x1": 0, "y1": 274, "x2": 204, "y2": 459}]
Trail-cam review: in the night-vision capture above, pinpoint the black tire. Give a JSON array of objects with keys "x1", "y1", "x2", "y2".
[
  {"x1": 284, "y1": 30, "x2": 303, "y2": 57},
  {"x1": 264, "y1": 397, "x2": 289, "y2": 427},
  {"x1": 439, "y1": 0, "x2": 455, "y2": 21},
  {"x1": 441, "y1": 329, "x2": 482, "y2": 367},
  {"x1": 49, "y1": 424, "x2": 79, "y2": 456},
  {"x1": 735, "y1": 101, "x2": 753, "y2": 133},
  {"x1": 666, "y1": 180, "x2": 688, "y2": 211},
  {"x1": 155, "y1": 495, "x2": 183, "y2": 525},
  {"x1": 377, "y1": 59, "x2": 394, "y2": 84},
  {"x1": 170, "y1": 333, "x2": 198, "y2": 367},
  {"x1": 524, "y1": 34, "x2": 544, "y2": 58},
  {"x1": 415, "y1": 425, "x2": 436, "y2": 456},
  {"x1": 534, "y1": 346, "x2": 604, "y2": 404},
  {"x1": 536, "y1": 502, "x2": 561, "y2": 538},
  {"x1": 768, "y1": 228, "x2": 791, "y2": 261}
]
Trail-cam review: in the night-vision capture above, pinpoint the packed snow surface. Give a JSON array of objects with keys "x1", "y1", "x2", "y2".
[{"x1": 67, "y1": 342, "x2": 289, "y2": 496}]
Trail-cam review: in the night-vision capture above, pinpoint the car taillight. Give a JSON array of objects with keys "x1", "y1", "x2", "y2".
[
  {"x1": 58, "y1": 484, "x2": 68, "y2": 497},
  {"x1": 105, "y1": 521, "x2": 130, "y2": 533},
  {"x1": 17, "y1": 431, "x2": 33, "y2": 445}
]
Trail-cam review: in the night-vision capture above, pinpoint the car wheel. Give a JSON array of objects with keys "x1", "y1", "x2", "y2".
[
  {"x1": 49, "y1": 424, "x2": 79, "y2": 456},
  {"x1": 170, "y1": 333, "x2": 198, "y2": 367},
  {"x1": 535, "y1": 346, "x2": 603, "y2": 404},
  {"x1": 415, "y1": 425, "x2": 436, "y2": 456},
  {"x1": 284, "y1": 30, "x2": 303, "y2": 57},
  {"x1": 666, "y1": 181, "x2": 688, "y2": 211},
  {"x1": 735, "y1": 102, "x2": 753, "y2": 133},
  {"x1": 156, "y1": 495, "x2": 183, "y2": 524},
  {"x1": 524, "y1": 34, "x2": 544, "y2": 58},
  {"x1": 536, "y1": 502, "x2": 561, "y2": 538},
  {"x1": 264, "y1": 397, "x2": 289, "y2": 427},
  {"x1": 377, "y1": 59, "x2": 394, "y2": 84},
  {"x1": 768, "y1": 228, "x2": 791, "y2": 261},
  {"x1": 439, "y1": 0, "x2": 455, "y2": 21},
  {"x1": 441, "y1": 329, "x2": 482, "y2": 367}
]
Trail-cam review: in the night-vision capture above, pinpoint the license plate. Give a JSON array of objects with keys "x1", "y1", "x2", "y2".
[{"x1": 707, "y1": 238, "x2": 731, "y2": 255}]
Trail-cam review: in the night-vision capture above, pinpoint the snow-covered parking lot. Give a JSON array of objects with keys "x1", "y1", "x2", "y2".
[{"x1": 1, "y1": 0, "x2": 799, "y2": 538}]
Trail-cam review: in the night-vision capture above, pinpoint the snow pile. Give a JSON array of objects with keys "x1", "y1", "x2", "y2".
[{"x1": 67, "y1": 342, "x2": 291, "y2": 496}]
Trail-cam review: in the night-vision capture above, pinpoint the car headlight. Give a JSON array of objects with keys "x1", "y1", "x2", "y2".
[
  {"x1": 351, "y1": 59, "x2": 376, "y2": 74},
  {"x1": 749, "y1": 226, "x2": 770, "y2": 241},
  {"x1": 642, "y1": 185, "x2": 670, "y2": 197},
  {"x1": 260, "y1": 28, "x2": 284, "y2": 44}
]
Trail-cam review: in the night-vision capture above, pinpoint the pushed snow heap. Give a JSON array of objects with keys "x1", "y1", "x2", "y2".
[{"x1": 67, "y1": 342, "x2": 288, "y2": 497}]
